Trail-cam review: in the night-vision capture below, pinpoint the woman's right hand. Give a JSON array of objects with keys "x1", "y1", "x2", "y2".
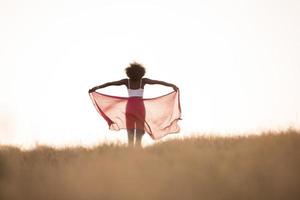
[{"x1": 88, "y1": 88, "x2": 96, "y2": 93}]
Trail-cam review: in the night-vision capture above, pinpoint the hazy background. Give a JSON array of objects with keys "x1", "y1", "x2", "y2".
[{"x1": 1, "y1": 0, "x2": 299, "y2": 148}]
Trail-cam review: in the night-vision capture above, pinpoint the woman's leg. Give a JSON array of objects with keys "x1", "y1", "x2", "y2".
[
  {"x1": 127, "y1": 129, "x2": 135, "y2": 147},
  {"x1": 135, "y1": 129, "x2": 145, "y2": 147},
  {"x1": 126, "y1": 98, "x2": 145, "y2": 148}
]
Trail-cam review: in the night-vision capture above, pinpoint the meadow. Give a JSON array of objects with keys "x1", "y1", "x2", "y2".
[{"x1": 0, "y1": 129, "x2": 300, "y2": 200}]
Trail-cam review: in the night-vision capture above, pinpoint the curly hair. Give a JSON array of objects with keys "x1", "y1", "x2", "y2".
[{"x1": 125, "y1": 62, "x2": 146, "y2": 81}]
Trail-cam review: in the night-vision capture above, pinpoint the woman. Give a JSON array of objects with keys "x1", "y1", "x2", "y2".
[{"x1": 89, "y1": 62, "x2": 179, "y2": 147}]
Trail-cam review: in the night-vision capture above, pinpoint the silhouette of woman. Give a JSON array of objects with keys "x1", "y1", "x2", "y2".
[{"x1": 89, "y1": 62, "x2": 178, "y2": 147}]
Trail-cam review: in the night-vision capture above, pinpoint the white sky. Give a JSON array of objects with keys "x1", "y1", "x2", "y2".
[{"x1": 1, "y1": 0, "x2": 300, "y2": 148}]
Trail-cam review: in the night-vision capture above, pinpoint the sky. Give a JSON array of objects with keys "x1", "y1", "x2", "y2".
[{"x1": 1, "y1": 0, "x2": 300, "y2": 148}]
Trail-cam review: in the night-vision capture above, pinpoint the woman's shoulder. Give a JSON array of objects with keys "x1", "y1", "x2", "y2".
[
  {"x1": 142, "y1": 77, "x2": 151, "y2": 82},
  {"x1": 143, "y1": 78, "x2": 160, "y2": 84},
  {"x1": 120, "y1": 78, "x2": 128, "y2": 87}
]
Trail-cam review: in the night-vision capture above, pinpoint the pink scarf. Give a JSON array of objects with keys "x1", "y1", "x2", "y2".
[{"x1": 89, "y1": 90, "x2": 182, "y2": 140}]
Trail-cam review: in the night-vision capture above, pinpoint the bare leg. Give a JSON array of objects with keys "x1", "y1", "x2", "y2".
[
  {"x1": 135, "y1": 129, "x2": 145, "y2": 148},
  {"x1": 127, "y1": 129, "x2": 135, "y2": 147}
]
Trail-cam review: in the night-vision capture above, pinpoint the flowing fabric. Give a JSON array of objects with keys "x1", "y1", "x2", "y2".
[{"x1": 89, "y1": 90, "x2": 182, "y2": 140}]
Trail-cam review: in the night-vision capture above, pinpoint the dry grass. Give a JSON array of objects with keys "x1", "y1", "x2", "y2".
[{"x1": 1, "y1": 129, "x2": 300, "y2": 200}]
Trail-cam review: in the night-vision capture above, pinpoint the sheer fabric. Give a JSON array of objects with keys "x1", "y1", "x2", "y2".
[{"x1": 89, "y1": 90, "x2": 182, "y2": 140}]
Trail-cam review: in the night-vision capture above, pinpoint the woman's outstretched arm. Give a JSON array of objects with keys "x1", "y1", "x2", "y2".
[
  {"x1": 89, "y1": 79, "x2": 127, "y2": 93},
  {"x1": 144, "y1": 78, "x2": 178, "y2": 91}
]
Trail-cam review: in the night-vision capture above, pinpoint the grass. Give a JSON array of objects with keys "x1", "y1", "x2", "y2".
[{"x1": 1, "y1": 129, "x2": 300, "y2": 200}]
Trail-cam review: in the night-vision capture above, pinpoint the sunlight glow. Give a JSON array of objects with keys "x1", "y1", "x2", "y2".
[{"x1": 1, "y1": 0, "x2": 300, "y2": 148}]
